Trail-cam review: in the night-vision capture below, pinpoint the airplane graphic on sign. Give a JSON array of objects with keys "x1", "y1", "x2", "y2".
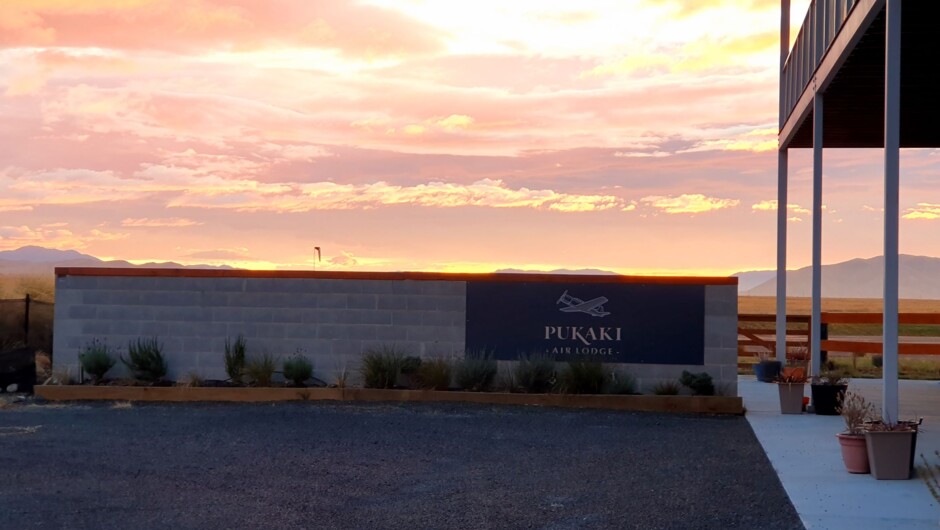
[{"x1": 556, "y1": 290, "x2": 610, "y2": 317}]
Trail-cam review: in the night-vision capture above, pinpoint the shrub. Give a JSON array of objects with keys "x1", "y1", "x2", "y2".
[
  {"x1": 454, "y1": 355, "x2": 497, "y2": 392},
  {"x1": 245, "y1": 353, "x2": 277, "y2": 386},
  {"x1": 513, "y1": 354, "x2": 556, "y2": 393},
  {"x1": 282, "y1": 354, "x2": 313, "y2": 387},
  {"x1": 605, "y1": 369, "x2": 637, "y2": 395},
  {"x1": 122, "y1": 337, "x2": 167, "y2": 383},
  {"x1": 679, "y1": 370, "x2": 714, "y2": 396},
  {"x1": 360, "y1": 346, "x2": 405, "y2": 389},
  {"x1": 557, "y1": 361, "x2": 606, "y2": 394},
  {"x1": 79, "y1": 338, "x2": 116, "y2": 384},
  {"x1": 652, "y1": 380, "x2": 681, "y2": 395},
  {"x1": 872, "y1": 354, "x2": 884, "y2": 368},
  {"x1": 415, "y1": 357, "x2": 452, "y2": 390},
  {"x1": 224, "y1": 335, "x2": 247, "y2": 383}
]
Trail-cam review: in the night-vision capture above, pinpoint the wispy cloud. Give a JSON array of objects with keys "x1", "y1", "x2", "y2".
[
  {"x1": 169, "y1": 178, "x2": 629, "y2": 213},
  {"x1": 121, "y1": 217, "x2": 202, "y2": 228},
  {"x1": 641, "y1": 194, "x2": 739, "y2": 214},
  {"x1": 903, "y1": 203, "x2": 940, "y2": 220},
  {"x1": 751, "y1": 200, "x2": 810, "y2": 214}
]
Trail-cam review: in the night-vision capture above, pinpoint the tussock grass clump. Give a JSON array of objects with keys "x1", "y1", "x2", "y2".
[
  {"x1": 454, "y1": 355, "x2": 497, "y2": 392},
  {"x1": 360, "y1": 345, "x2": 406, "y2": 389},
  {"x1": 605, "y1": 369, "x2": 637, "y2": 395},
  {"x1": 224, "y1": 335, "x2": 247, "y2": 384},
  {"x1": 557, "y1": 361, "x2": 605, "y2": 394},
  {"x1": 652, "y1": 380, "x2": 681, "y2": 395},
  {"x1": 513, "y1": 354, "x2": 556, "y2": 393},
  {"x1": 282, "y1": 354, "x2": 313, "y2": 387},
  {"x1": 122, "y1": 337, "x2": 167, "y2": 383},
  {"x1": 79, "y1": 338, "x2": 116, "y2": 384},
  {"x1": 177, "y1": 371, "x2": 204, "y2": 388},
  {"x1": 415, "y1": 357, "x2": 453, "y2": 390},
  {"x1": 245, "y1": 353, "x2": 277, "y2": 387},
  {"x1": 680, "y1": 370, "x2": 714, "y2": 396}
]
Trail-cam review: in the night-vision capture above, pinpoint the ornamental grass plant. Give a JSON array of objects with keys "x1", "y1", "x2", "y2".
[
  {"x1": 282, "y1": 354, "x2": 313, "y2": 387},
  {"x1": 121, "y1": 337, "x2": 167, "y2": 383},
  {"x1": 360, "y1": 346, "x2": 405, "y2": 389},
  {"x1": 513, "y1": 354, "x2": 556, "y2": 393},
  {"x1": 415, "y1": 357, "x2": 453, "y2": 391},
  {"x1": 454, "y1": 355, "x2": 497, "y2": 392},
  {"x1": 244, "y1": 353, "x2": 277, "y2": 387},
  {"x1": 78, "y1": 338, "x2": 116, "y2": 384},
  {"x1": 224, "y1": 335, "x2": 247, "y2": 384}
]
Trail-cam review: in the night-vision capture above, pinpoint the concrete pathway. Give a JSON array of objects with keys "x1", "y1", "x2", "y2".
[{"x1": 740, "y1": 376, "x2": 940, "y2": 529}]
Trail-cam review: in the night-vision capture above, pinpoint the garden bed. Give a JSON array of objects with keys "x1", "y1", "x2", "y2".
[{"x1": 33, "y1": 385, "x2": 744, "y2": 414}]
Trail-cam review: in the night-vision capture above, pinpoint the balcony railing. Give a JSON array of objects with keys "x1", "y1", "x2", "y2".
[{"x1": 780, "y1": 0, "x2": 860, "y2": 128}]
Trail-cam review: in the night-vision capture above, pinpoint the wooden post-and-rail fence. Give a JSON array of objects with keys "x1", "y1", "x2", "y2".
[{"x1": 738, "y1": 313, "x2": 940, "y2": 369}]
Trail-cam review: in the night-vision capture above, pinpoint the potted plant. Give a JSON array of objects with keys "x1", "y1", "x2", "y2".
[
  {"x1": 775, "y1": 366, "x2": 807, "y2": 414},
  {"x1": 810, "y1": 368, "x2": 848, "y2": 415},
  {"x1": 835, "y1": 391, "x2": 874, "y2": 473},
  {"x1": 864, "y1": 418, "x2": 920, "y2": 480},
  {"x1": 787, "y1": 345, "x2": 810, "y2": 372},
  {"x1": 753, "y1": 352, "x2": 782, "y2": 383}
]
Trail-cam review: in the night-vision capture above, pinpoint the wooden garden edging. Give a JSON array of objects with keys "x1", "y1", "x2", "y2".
[{"x1": 34, "y1": 386, "x2": 744, "y2": 415}]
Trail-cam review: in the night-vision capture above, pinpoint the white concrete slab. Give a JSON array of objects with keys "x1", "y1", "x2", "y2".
[{"x1": 740, "y1": 376, "x2": 940, "y2": 529}]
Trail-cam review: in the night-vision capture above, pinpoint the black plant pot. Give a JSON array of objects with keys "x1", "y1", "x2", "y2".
[
  {"x1": 753, "y1": 361, "x2": 782, "y2": 383},
  {"x1": 811, "y1": 383, "x2": 847, "y2": 415}
]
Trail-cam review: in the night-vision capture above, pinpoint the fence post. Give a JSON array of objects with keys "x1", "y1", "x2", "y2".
[{"x1": 24, "y1": 293, "x2": 30, "y2": 347}]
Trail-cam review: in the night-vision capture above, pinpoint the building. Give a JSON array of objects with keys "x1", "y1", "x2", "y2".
[{"x1": 775, "y1": 0, "x2": 940, "y2": 420}]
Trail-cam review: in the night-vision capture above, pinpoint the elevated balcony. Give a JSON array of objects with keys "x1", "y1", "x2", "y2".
[{"x1": 779, "y1": 0, "x2": 940, "y2": 149}]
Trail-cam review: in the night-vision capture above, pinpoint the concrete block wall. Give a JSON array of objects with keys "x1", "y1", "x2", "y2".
[
  {"x1": 53, "y1": 269, "x2": 737, "y2": 394},
  {"x1": 53, "y1": 272, "x2": 466, "y2": 383}
]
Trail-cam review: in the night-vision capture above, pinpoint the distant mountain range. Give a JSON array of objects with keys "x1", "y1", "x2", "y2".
[
  {"x1": 495, "y1": 268, "x2": 619, "y2": 276},
  {"x1": 735, "y1": 254, "x2": 940, "y2": 299},
  {"x1": 5, "y1": 247, "x2": 939, "y2": 299},
  {"x1": 0, "y1": 246, "x2": 234, "y2": 275}
]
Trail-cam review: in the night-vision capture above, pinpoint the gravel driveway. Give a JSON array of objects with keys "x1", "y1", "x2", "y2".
[{"x1": 0, "y1": 401, "x2": 803, "y2": 530}]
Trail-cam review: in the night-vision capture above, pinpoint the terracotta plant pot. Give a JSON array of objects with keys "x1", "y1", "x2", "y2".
[
  {"x1": 865, "y1": 429, "x2": 917, "y2": 480},
  {"x1": 777, "y1": 383, "x2": 805, "y2": 414},
  {"x1": 836, "y1": 433, "x2": 870, "y2": 473}
]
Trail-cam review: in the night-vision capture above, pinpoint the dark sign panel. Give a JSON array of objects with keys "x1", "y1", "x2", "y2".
[{"x1": 466, "y1": 282, "x2": 705, "y2": 364}]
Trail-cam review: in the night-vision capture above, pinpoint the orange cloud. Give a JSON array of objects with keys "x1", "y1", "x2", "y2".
[
  {"x1": 121, "y1": 217, "x2": 202, "y2": 228},
  {"x1": 0, "y1": 223, "x2": 127, "y2": 250},
  {"x1": 0, "y1": 0, "x2": 446, "y2": 59}
]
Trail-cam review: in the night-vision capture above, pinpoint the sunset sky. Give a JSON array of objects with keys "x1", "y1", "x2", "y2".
[{"x1": 2, "y1": 0, "x2": 938, "y2": 275}]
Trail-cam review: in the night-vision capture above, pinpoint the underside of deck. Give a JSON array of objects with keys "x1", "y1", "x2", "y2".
[{"x1": 782, "y1": 2, "x2": 940, "y2": 149}]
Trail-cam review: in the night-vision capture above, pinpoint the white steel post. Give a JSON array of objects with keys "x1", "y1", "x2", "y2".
[
  {"x1": 883, "y1": 0, "x2": 902, "y2": 424},
  {"x1": 776, "y1": 151, "x2": 789, "y2": 363},
  {"x1": 776, "y1": 0, "x2": 791, "y2": 363},
  {"x1": 811, "y1": 92, "x2": 823, "y2": 378}
]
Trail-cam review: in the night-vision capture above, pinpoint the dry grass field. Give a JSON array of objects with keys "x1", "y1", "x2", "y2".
[
  {"x1": 0, "y1": 274, "x2": 55, "y2": 301},
  {"x1": 739, "y1": 295, "x2": 940, "y2": 315},
  {"x1": 739, "y1": 296, "x2": 940, "y2": 380}
]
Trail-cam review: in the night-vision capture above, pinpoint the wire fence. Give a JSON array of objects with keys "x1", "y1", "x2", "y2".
[{"x1": 0, "y1": 295, "x2": 54, "y2": 354}]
